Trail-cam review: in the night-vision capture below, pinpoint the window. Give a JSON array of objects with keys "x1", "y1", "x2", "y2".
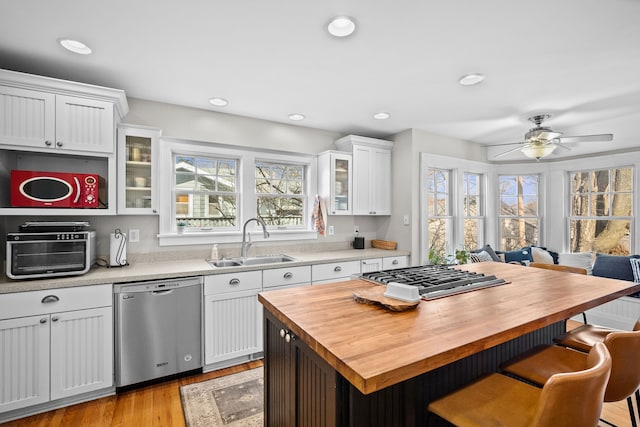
[
  {"x1": 174, "y1": 155, "x2": 238, "y2": 230},
  {"x1": 499, "y1": 174, "x2": 539, "y2": 251},
  {"x1": 463, "y1": 172, "x2": 484, "y2": 250},
  {"x1": 426, "y1": 168, "x2": 452, "y2": 258},
  {"x1": 568, "y1": 167, "x2": 633, "y2": 255},
  {"x1": 255, "y1": 161, "x2": 306, "y2": 227}
]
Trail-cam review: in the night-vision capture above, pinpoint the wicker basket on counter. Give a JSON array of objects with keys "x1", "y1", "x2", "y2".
[{"x1": 371, "y1": 239, "x2": 397, "y2": 250}]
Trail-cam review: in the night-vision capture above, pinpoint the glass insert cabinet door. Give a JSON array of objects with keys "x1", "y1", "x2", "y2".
[
  {"x1": 117, "y1": 125, "x2": 160, "y2": 214},
  {"x1": 331, "y1": 152, "x2": 352, "y2": 214}
]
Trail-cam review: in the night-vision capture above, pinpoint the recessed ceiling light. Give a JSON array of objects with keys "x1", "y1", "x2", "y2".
[
  {"x1": 373, "y1": 112, "x2": 390, "y2": 120},
  {"x1": 327, "y1": 16, "x2": 356, "y2": 37},
  {"x1": 288, "y1": 113, "x2": 305, "y2": 121},
  {"x1": 208, "y1": 97, "x2": 228, "y2": 107},
  {"x1": 58, "y1": 38, "x2": 92, "y2": 55},
  {"x1": 458, "y1": 73, "x2": 485, "y2": 86}
]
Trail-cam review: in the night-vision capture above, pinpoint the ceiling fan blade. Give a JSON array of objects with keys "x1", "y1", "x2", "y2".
[
  {"x1": 486, "y1": 141, "x2": 526, "y2": 147},
  {"x1": 559, "y1": 134, "x2": 613, "y2": 144},
  {"x1": 494, "y1": 145, "x2": 527, "y2": 158},
  {"x1": 554, "y1": 141, "x2": 572, "y2": 151}
]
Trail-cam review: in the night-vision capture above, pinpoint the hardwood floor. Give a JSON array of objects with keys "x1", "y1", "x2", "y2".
[{"x1": 2, "y1": 322, "x2": 636, "y2": 426}]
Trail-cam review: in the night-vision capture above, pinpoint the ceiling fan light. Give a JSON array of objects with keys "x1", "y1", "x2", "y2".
[{"x1": 521, "y1": 144, "x2": 557, "y2": 160}]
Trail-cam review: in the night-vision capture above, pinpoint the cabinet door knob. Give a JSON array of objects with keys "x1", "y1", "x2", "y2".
[
  {"x1": 279, "y1": 329, "x2": 286, "y2": 338},
  {"x1": 41, "y1": 295, "x2": 60, "y2": 304},
  {"x1": 52, "y1": 316, "x2": 59, "y2": 322},
  {"x1": 40, "y1": 318, "x2": 47, "y2": 324},
  {"x1": 285, "y1": 333, "x2": 295, "y2": 343},
  {"x1": 229, "y1": 278, "x2": 240, "y2": 286},
  {"x1": 44, "y1": 140, "x2": 52, "y2": 146},
  {"x1": 56, "y1": 141, "x2": 63, "y2": 147},
  {"x1": 334, "y1": 266, "x2": 342, "y2": 272},
  {"x1": 283, "y1": 272, "x2": 293, "y2": 279},
  {"x1": 392, "y1": 259, "x2": 399, "y2": 265}
]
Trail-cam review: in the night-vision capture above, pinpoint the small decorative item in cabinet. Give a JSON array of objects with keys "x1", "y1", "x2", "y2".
[{"x1": 371, "y1": 240, "x2": 397, "y2": 250}]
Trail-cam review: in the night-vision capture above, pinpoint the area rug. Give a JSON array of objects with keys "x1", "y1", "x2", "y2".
[{"x1": 180, "y1": 367, "x2": 264, "y2": 427}]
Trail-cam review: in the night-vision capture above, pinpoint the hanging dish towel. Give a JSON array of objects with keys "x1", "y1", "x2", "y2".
[{"x1": 311, "y1": 195, "x2": 326, "y2": 236}]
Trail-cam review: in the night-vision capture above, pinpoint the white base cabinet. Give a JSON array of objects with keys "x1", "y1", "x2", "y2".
[
  {"x1": 203, "y1": 271, "x2": 262, "y2": 369},
  {"x1": 0, "y1": 285, "x2": 113, "y2": 415}
]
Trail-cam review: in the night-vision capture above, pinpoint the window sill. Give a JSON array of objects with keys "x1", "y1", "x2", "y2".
[{"x1": 158, "y1": 229, "x2": 318, "y2": 246}]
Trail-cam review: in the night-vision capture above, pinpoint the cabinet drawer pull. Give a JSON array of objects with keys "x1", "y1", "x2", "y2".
[
  {"x1": 45, "y1": 140, "x2": 52, "y2": 146},
  {"x1": 229, "y1": 278, "x2": 241, "y2": 286},
  {"x1": 41, "y1": 295, "x2": 60, "y2": 304},
  {"x1": 280, "y1": 329, "x2": 286, "y2": 338},
  {"x1": 334, "y1": 266, "x2": 342, "y2": 272},
  {"x1": 392, "y1": 259, "x2": 399, "y2": 265},
  {"x1": 52, "y1": 316, "x2": 59, "y2": 322},
  {"x1": 283, "y1": 272, "x2": 293, "y2": 279},
  {"x1": 40, "y1": 318, "x2": 47, "y2": 324},
  {"x1": 56, "y1": 141, "x2": 63, "y2": 147}
]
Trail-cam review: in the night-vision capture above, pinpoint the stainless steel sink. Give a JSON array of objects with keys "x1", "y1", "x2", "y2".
[
  {"x1": 239, "y1": 254, "x2": 296, "y2": 266},
  {"x1": 208, "y1": 259, "x2": 243, "y2": 268},
  {"x1": 208, "y1": 254, "x2": 296, "y2": 268}
]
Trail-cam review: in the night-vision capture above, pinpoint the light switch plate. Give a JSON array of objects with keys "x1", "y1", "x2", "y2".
[{"x1": 328, "y1": 225, "x2": 335, "y2": 235}]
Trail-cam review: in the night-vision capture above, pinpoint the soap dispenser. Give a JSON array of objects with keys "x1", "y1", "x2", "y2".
[{"x1": 210, "y1": 244, "x2": 219, "y2": 260}]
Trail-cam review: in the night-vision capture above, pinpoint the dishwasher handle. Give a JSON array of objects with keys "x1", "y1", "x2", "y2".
[{"x1": 152, "y1": 289, "x2": 174, "y2": 295}]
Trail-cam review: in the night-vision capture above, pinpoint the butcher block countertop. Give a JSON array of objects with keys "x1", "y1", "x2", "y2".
[{"x1": 258, "y1": 262, "x2": 640, "y2": 395}]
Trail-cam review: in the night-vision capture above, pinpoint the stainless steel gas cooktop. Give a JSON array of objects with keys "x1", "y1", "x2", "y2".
[{"x1": 358, "y1": 265, "x2": 508, "y2": 300}]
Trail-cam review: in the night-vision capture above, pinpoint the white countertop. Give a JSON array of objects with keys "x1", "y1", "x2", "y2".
[{"x1": 0, "y1": 248, "x2": 410, "y2": 294}]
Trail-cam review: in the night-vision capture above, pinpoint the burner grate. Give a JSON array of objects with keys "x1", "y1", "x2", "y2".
[{"x1": 359, "y1": 265, "x2": 507, "y2": 300}]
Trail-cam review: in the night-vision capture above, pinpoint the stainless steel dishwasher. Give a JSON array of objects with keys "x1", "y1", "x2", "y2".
[{"x1": 114, "y1": 276, "x2": 202, "y2": 387}]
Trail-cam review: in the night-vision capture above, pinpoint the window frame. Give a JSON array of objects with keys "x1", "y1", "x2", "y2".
[
  {"x1": 498, "y1": 174, "x2": 541, "y2": 251},
  {"x1": 463, "y1": 171, "x2": 485, "y2": 251},
  {"x1": 158, "y1": 137, "x2": 317, "y2": 246},
  {"x1": 566, "y1": 166, "x2": 634, "y2": 255},
  {"x1": 425, "y1": 167, "x2": 454, "y2": 262}
]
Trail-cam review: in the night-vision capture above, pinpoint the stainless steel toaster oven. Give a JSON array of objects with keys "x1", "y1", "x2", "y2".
[{"x1": 6, "y1": 230, "x2": 96, "y2": 279}]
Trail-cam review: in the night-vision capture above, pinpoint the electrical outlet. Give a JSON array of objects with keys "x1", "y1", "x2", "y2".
[
  {"x1": 328, "y1": 225, "x2": 335, "y2": 235},
  {"x1": 403, "y1": 214, "x2": 410, "y2": 225},
  {"x1": 354, "y1": 225, "x2": 359, "y2": 234},
  {"x1": 128, "y1": 229, "x2": 140, "y2": 243}
]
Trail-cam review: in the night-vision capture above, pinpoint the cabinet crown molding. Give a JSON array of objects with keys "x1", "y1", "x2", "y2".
[
  {"x1": 0, "y1": 68, "x2": 129, "y2": 119},
  {"x1": 335, "y1": 134, "x2": 394, "y2": 151}
]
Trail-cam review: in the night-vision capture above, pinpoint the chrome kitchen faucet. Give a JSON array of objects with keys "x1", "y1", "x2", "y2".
[{"x1": 241, "y1": 217, "x2": 269, "y2": 258}]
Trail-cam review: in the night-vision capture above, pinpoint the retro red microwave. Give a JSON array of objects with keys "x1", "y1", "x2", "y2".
[{"x1": 10, "y1": 170, "x2": 104, "y2": 208}]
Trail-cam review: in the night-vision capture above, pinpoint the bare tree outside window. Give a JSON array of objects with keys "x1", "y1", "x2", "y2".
[
  {"x1": 499, "y1": 175, "x2": 539, "y2": 250},
  {"x1": 569, "y1": 167, "x2": 633, "y2": 255},
  {"x1": 463, "y1": 172, "x2": 484, "y2": 250},
  {"x1": 427, "y1": 168, "x2": 452, "y2": 259},
  {"x1": 255, "y1": 161, "x2": 306, "y2": 227}
]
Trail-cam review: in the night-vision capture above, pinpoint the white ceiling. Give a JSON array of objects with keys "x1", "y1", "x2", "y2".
[{"x1": 1, "y1": 0, "x2": 639, "y2": 161}]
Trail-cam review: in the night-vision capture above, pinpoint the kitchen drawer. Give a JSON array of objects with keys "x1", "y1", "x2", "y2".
[
  {"x1": 0, "y1": 284, "x2": 112, "y2": 320},
  {"x1": 383, "y1": 256, "x2": 408, "y2": 270},
  {"x1": 312, "y1": 260, "x2": 360, "y2": 283},
  {"x1": 204, "y1": 271, "x2": 262, "y2": 295},
  {"x1": 263, "y1": 265, "x2": 311, "y2": 289}
]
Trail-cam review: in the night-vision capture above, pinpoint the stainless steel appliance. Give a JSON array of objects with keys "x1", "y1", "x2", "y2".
[
  {"x1": 114, "y1": 276, "x2": 203, "y2": 387},
  {"x1": 6, "y1": 222, "x2": 96, "y2": 279},
  {"x1": 359, "y1": 265, "x2": 507, "y2": 300}
]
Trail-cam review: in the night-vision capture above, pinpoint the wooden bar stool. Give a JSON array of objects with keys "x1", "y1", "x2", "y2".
[
  {"x1": 427, "y1": 342, "x2": 611, "y2": 427},
  {"x1": 501, "y1": 329, "x2": 640, "y2": 427}
]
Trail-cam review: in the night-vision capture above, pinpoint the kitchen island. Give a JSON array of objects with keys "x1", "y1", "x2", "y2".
[{"x1": 258, "y1": 262, "x2": 640, "y2": 427}]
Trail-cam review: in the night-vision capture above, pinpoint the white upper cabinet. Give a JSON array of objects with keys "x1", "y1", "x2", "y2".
[
  {"x1": 117, "y1": 124, "x2": 161, "y2": 214},
  {"x1": 0, "y1": 69, "x2": 127, "y2": 155},
  {"x1": 318, "y1": 150, "x2": 352, "y2": 215},
  {"x1": 335, "y1": 135, "x2": 393, "y2": 216}
]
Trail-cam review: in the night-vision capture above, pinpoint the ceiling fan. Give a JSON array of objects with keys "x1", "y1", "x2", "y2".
[{"x1": 490, "y1": 114, "x2": 614, "y2": 160}]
